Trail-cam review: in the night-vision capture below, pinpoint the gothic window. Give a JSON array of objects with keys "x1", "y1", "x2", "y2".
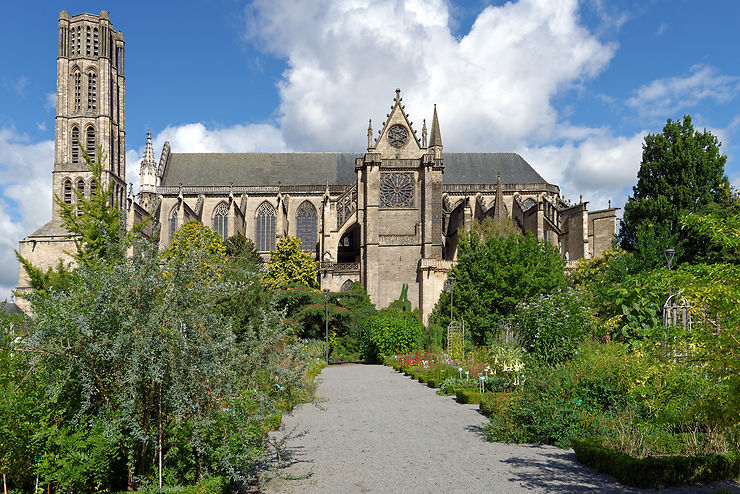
[
  {"x1": 89, "y1": 178, "x2": 97, "y2": 197},
  {"x1": 86, "y1": 126, "x2": 96, "y2": 162},
  {"x1": 74, "y1": 27, "x2": 81, "y2": 55},
  {"x1": 93, "y1": 28, "x2": 99, "y2": 56},
  {"x1": 87, "y1": 71, "x2": 97, "y2": 110},
  {"x1": 71, "y1": 126, "x2": 80, "y2": 164},
  {"x1": 523, "y1": 198, "x2": 536, "y2": 210},
  {"x1": 295, "y1": 201, "x2": 317, "y2": 251},
  {"x1": 75, "y1": 179, "x2": 85, "y2": 216},
  {"x1": 340, "y1": 280, "x2": 354, "y2": 292},
  {"x1": 169, "y1": 206, "x2": 178, "y2": 244},
  {"x1": 86, "y1": 26, "x2": 91, "y2": 56},
  {"x1": 380, "y1": 172, "x2": 414, "y2": 208},
  {"x1": 212, "y1": 202, "x2": 229, "y2": 241},
  {"x1": 73, "y1": 71, "x2": 81, "y2": 111},
  {"x1": 255, "y1": 202, "x2": 276, "y2": 252},
  {"x1": 62, "y1": 179, "x2": 73, "y2": 205}
]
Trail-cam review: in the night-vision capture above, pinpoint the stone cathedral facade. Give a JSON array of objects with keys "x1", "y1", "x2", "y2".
[{"x1": 17, "y1": 11, "x2": 619, "y2": 321}]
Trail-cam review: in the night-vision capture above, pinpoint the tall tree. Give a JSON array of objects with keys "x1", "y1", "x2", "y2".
[
  {"x1": 619, "y1": 115, "x2": 730, "y2": 263},
  {"x1": 263, "y1": 236, "x2": 318, "y2": 290}
]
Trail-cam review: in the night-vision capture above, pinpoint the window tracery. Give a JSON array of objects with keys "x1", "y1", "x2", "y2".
[
  {"x1": 169, "y1": 206, "x2": 178, "y2": 244},
  {"x1": 256, "y1": 202, "x2": 276, "y2": 252},
  {"x1": 295, "y1": 201, "x2": 317, "y2": 251},
  {"x1": 380, "y1": 172, "x2": 414, "y2": 208},
  {"x1": 212, "y1": 202, "x2": 229, "y2": 241}
]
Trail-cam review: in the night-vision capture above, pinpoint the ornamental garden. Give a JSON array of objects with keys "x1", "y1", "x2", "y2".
[{"x1": 2, "y1": 116, "x2": 740, "y2": 491}]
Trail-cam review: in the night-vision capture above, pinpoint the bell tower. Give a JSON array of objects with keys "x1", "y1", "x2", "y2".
[{"x1": 53, "y1": 10, "x2": 126, "y2": 219}]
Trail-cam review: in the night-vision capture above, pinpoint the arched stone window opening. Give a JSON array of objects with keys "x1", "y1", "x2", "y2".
[
  {"x1": 86, "y1": 126, "x2": 96, "y2": 163},
  {"x1": 71, "y1": 126, "x2": 80, "y2": 164},
  {"x1": 89, "y1": 178, "x2": 97, "y2": 197},
  {"x1": 85, "y1": 26, "x2": 91, "y2": 56},
  {"x1": 340, "y1": 279, "x2": 354, "y2": 292},
  {"x1": 337, "y1": 223, "x2": 360, "y2": 263},
  {"x1": 523, "y1": 198, "x2": 536, "y2": 210},
  {"x1": 169, "y1": 206, "x2": 178, "y2": 245},
  {"x1": 255, "y1": 202, "x2": 276, "y2": 252},
  {"x1": 75, "y1": 27, "x2": 81, "y2": 55},
  {"x1": 73, "y1": 71, "x2": 81, "y2": 111},
  {"x1": 75, "y1": 179, "x2": 85, "y2": 216},
  {"x1": 87, "y1": 71, "x2": 97, "y2": 110},
  {"x1": 93, "y1": 28, "x2": 99, "y2": 56},
  {"x1": 212, "y1": 202, "x2": 229, "y2": 241},
  {"x1": 296, "y1": 201, "x2": 317, "y2": 251},
  {"x1": 62, "y1": 179, "x2": 73, "y2": 205}
]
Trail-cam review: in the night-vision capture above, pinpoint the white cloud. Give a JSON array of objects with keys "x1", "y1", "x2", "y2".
[
  {"x1": 45, "y1": 92, "x2": 56, "y2": 112},
  {"x1": 522, "y1": 130, "x2": 644, "y2": 211},
  {"x1": 244, "y1": 0, "x2": 617, "y2": 151},
  {"x1": 0, "y1": 128, "x2": 54, "y2": 301},
  {"x1": 627, "y1": 65, "x2": 740, "y2": 118}
]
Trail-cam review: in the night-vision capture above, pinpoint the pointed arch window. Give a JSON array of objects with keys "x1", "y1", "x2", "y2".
[
  {"x1": 62, "y1": 179, "x2": 73, "y2": 205},
  {"x1": 85, "y1": 26, "x2": 91, "y2": 56},
  {"x1": 75, "y1": 27, "x2": 81, "y2": 55},
  {"x1": 255, "y1": 202, "x2": 276, "y2": 252},
  {"x1": 169, "y1": 206, "x2": 178, "y2": 244},
  {"x1": 296, "y1": 201, "x2": 317, "y2": 251},
  {"x1": 212, "y1": 203, "x2": 229, "y2": 241},
  {"x1": 87, "y1": 71, "x2": 97, "y2": 110},
  {"x1": 89, "y1": 178, "x2": 97, "y2": 197},
  {"x1": 86, "y1": 126, "x2": 96, "y2": 163},
  {"x1": 73, "y1": 71, "x2": 81, "y2": 111},
  {"x1": 71, "y1": 126, "x2": 80, "y2": 164},
  {"x1": 93, "y1": 28, "x2": 99, "y2": 56},
  {"x1": 75, "y1": 179, "x2": 85, "y2": 216}
]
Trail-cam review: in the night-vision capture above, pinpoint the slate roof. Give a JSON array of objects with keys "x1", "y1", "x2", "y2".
[
  {"x1": 28, "y1": 221, "x2": 72, "y2": 238},
  {"x1": 161, "y1": 152, "x2": 548, "y2": 187}
]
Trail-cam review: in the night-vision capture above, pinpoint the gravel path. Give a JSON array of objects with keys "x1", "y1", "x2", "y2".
[{"x1": 264, "y1": 364, "x2": 740, "y2": 494}]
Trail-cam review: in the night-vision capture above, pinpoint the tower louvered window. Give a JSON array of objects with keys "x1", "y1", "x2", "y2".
[
  {"x1": 75, "y1": 27, "x2": 81, "y2": 55},
  {"x1": 256, "y1": 202, "x2": 276, "y2": 252},
  {"x1": 296, "y1": 201, "x2": 317, "y2": 251},
  {"x1": 213, "y1": 203, "x2": 229, "y2": 241},
  {"x1": 86, "y1": 127, "x2": 96, "y2": 162},
  {"x1": 89, "y1": 178, "x2": 97, "y2": 197},
  {"x1": 86, "y1": 27, "x2": 91, "y2": 56},
  {"x1": 63, "y1": 180, "x2": 73, "y2": 205},
  {"x1": 73, "y1": 71, "x2": 81, "y2": 111},
  {"x1": 87, "y1": 72, "x2": 96, "y2": 110},
  {"x1": 93, "y1": 28, "x2": 99, "y2": 56},
  {"x1": 71, "y1": 126, "x2": 80, "y2": 164},
  {"x1": 76, "y1": 179, "x2": 85, "y2": 216}
]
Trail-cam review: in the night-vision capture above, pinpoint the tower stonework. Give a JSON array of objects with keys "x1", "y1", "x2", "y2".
[{"x1": 15, "y1": 11, "x2": 127, "y2": 310}]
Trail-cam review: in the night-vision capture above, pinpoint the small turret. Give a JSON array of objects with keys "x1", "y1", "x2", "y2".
[
  {"x1": 429, "y1": 104, "x2": 442, "y2": 158},
  {"x1": 492, "y1": 171, "x2": 508, "y2": 220},
  {"x1": 139, "y1": 130, "x2": 157, "y2": 193}
]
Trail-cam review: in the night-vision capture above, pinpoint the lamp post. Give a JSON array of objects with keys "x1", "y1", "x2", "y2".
[
  {"x1": 324, "y1": 288, "x2": 330, "y2": 365},
  {"x1": 664, "y1": 248, "x2": 675, "y2": 270}
]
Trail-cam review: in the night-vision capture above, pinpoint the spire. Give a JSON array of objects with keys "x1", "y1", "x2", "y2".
[
  {"x1": 429, "y1": 104, "x2": 442, "y2": 148},
  {"x1": 492, "y1": 171, "x2": 508, "y2": 220},
  {"x1": 143, "y1": 129, "x2": 155, "y2": 165},
  {"x1": 367, "y1": 119, "x2": 373, "y2": 150},
  {"x1": 422, "y1": 119, "x2": 427, "y2": 148}
]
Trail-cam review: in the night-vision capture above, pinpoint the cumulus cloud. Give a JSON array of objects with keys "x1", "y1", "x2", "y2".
[
  {"x1": 244, "y1": 0, "x2": 617, "y2": 152},
  {"x1": 627, "y1": 65, "x2": 740, "y2": 119},
  {"x1": 0, "y1": 128, "x2": 54, "y2": 301}
]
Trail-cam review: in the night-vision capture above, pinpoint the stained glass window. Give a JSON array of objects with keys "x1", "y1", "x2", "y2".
[
  {"x1": 213, "y1": 202, "x2": 229, "y2": 241},
  {"x1": 296, "y1": 201, "x2": 317, "y2": 251},
  {"x1": 380, "y1": 173, "x2": 414, "y2": 208},
  {"x1": 256, "y1": 202, "x2": 276, "y2": 252}
]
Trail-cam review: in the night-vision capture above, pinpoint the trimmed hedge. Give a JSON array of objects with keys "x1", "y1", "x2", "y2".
[
  {"x1": 478, "y1": 392, "x2": 518, "y2": 417},
  {"x1": 455, "y1": 388, "x2": 484, "y2": 404},
  {"x1": 572, "y1": 438, "x2": 740, "y2": 489}
]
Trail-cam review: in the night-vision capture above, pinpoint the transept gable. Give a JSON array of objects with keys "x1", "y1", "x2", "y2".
[{"x1": 373, "y1": 88, "x2": 424, "y2": 159}]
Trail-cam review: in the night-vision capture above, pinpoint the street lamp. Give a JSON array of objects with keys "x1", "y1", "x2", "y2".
[
  {"x1": 664, "y1": 248, "x2": 675, "y2": 270},
  {"x1": 324, "y1": 288, "x2": 330, "y2": 365}
]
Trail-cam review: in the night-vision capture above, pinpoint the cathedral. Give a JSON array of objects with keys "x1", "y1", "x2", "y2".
[{"x1": 16, "y1": 11, "x2": 619, "y2": 321}]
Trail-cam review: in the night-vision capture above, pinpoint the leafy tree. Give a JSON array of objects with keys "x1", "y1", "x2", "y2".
[
  {"x1": 472, "y1": 216, "x2": 521, "y2": 238},
  {"x1": 13, "y1": 256, "x2": 76, "y2": 296},
  {"x1": 361, "y1": 308, "x2": 424, "y2": 363},
  {"x1": 620, "y1": 115, "x2": 730, "y2": 263},
  {"x1": 263, "y1": 236, "x2": 318, "y2": 290},
  {"x1": 165, "y1": 220, "x2": 226, "y2": 260},
  {"x1": 225, "y1": 234, "x2": 263, "y2": 266},
  {"x1": 432, "y1": 230, "x2": 566, "y2": 345}
]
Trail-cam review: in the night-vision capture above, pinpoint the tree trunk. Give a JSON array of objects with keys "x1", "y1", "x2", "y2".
[{"x1": 3, "y1": 472, "x2": 7, "y2": 494}]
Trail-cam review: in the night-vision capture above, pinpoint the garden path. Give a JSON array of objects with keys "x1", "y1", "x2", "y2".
[{"x1": 264, "y1": 364, "x2": 740, "y2": 494}]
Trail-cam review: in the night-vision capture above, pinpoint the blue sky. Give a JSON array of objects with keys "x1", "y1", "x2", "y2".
[{"x1": 1, "y1": 0, "x2": 739, "y2": 301}]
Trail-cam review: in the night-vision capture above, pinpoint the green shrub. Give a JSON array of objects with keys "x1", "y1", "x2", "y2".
[
  {"x1": 508, "y1": 288, "x2": 592, "y2": 365},
  {"x1": 573, "y1": 438, "x2": 740, "y2": 488},
  {"x1": 479, "y1": 392, "x2": 519, "y2": 417},
  {"x1": 455, "y1": 389, "x2": 484, "y2": 404},
  {"x1": 361, "y1": 308, "x2": 424, "y2": 363}
]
